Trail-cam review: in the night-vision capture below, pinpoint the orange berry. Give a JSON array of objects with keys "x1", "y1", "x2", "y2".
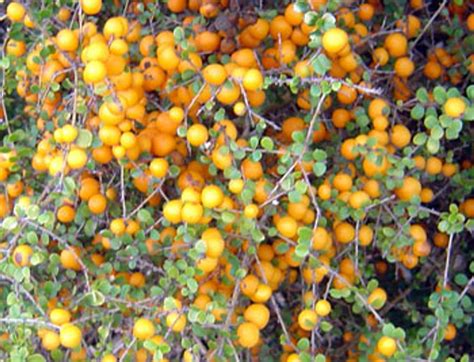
[
  {"x1": 202, "y1": 64, "x2": 227, "y2": 86},
  {"x1": 358, "y1": 3, "x2": 375, "y2": 21},
  {"x1": 322, "y1": 28, "x2": 349, "y2": 54},
  {"x1": 394, "y1": 57, "x2": 415, "y2": 77},
  {"x1": 390, "y1": 124, "x2": 411, "y2": 148},
  {"x1": 243, "y1": 69, "x2": 264, "y2": 91},
  {"x1": 348, "y1": 190, "x2": 370, "y2": 209},
  {"x1": 133, "y1": 318, "x2": 155, "y2": 340},
  {"x1": 395, "y1": 176, "x2": 421, "y2": 201},
  {"x1": 187, "y1": 124, "x2": 209, "y2": 147},
  {"x1": 244, "y1": 303, "x2": 270, "y2": 329},
  {"x1": 56, "y1": 29, "x2": 79, "y2": 52},
  {"x1": 81, "y1": 0, "x2": 102, "y2": 15},
  {"x1": 7, "y1": 2, "x2": 26, "y2": 22},
  {"x1": 237, "y1": 322, "x2": 260, "y2": 348},
  {"x1": 315, "y1": 300, "x2": 332, "y2": 317},
  {"x1": 334, "y1": 222, "x2": 355, "y2": 244},
  {"x1": 201, "y1": 185, "x2": 224, "y2": 209},
  {"x1": 149, "y1": 158, "x2": 169, "y2": 178},
  {"x1": 276, "y1": 216, "x2": 298, "y2": 238},
  {"x1": 384, "y1": 33, "x2": 407, "y2": 57},
  {"x1": 444, "y1": 97, "x2": 466, "y2": 118},
  {"x1": 110, "y1": 218, "x2": 126, "y2": 235},
  {"x1": 284, "y1": 4, "x2": 304, "y2": 26},
  {"x1": 377, "y1": 336, "x2": 397, "y2": 357},
  {"x1": 57, "y1": 205, "x2": 76, "y2": 223},
  {"x1": 59, "y1": 324, "x2": 82, "y2": 349},
  {"x1": 88, "y1": 194, "x2": 107, "y2": 214},
  {"x1": 298, "y1": 309, "x2": 318, "y2": 331},
  {"x1": 12, "y1": 245, "x2": 33, "y2": 267}
]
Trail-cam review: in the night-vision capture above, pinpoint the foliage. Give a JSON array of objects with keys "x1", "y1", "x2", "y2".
[{"x1": 0, "y1": 0, "x2": 473, "y2": 361}]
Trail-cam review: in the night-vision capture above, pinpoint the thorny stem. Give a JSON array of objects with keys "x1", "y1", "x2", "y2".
[
  {"x1": 0, "y1": 274, "x2": 46, "y2": 317},
  {"x1": 266, "y1": 94, "x2": 327, "y2": 202},
  {"x1": 118, "y1": 337, "x2": 136, "y2": 362},
  {"x1": 120, "y1": 164, "x2": 127, "y2": 218},
  {"x1": 428, "y1": 233, "x2": 454, "y2": 361},
  {"x1": 0, "y1": 318, "x2": 59, "y2": 330}
]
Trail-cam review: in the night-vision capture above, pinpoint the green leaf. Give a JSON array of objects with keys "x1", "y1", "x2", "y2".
[
  {"x1": 315, "y1": 354, "x2": 327, "y2": 362},
  {"x1": 26, "y1": 231, "x2": 38, "y2": 244},
  {"x1": 84, "y1": 290, "x2": 105, "y2": 306},
  {"x1": 424, "y1": 115, "x2": 438, "y2": 129},
  {"x1": 298, "y1": 226, "x2": 312, "y2": 243},
  {"x1": 312, "y1": 54, "x2": 332, "y2": 76},
  {"x1": 413, "y1": 132, "x2": 427, "y2": 145},
  {"x1": 411, "y1": 104, "x2": 425, "y2": 120},
  {"x1": 0, "y1": 57, "x2": 11, "y2": 69},
  {"x1": 382, "y1": 323, "x2": 395, "y2": 337},
  {"x1": 260, "y1": 137, "x2": 274, "y2": 151},
  {"x1": 30, "y1": 253, "x2": 45, "y2": 266},
  {"x1": 430, "y1": 125, "x2": 444, "y2": 140},
  {"x1": 331, "y1": 81, "x2": 342, "y2": 91},
  {"x1": 292, "y1": 130, "x2": 305, "y2": 143},
  {"x1": 173, "y1": 27, "x2": 185, "y2": 42},
  {"x1": 27, "y1": 355, "x2": 46, "y2": 362},
  {"x1": 143, "y1": 339, "x2": 159, "y2": 352},
  {"x1": 313, "y1": 162, "x2": 327, "y2": 176},
  {"x1": 427, "y1": 137, "x2": 440, "y2": 154},
  {"x1": 76, "y1": 129, "x2": 93, "y2": 148},
  {"x1": 288, "y1": 190, "x2": 302, "y2": 203},
  {"x1": 297, "y1": 337, "x2": 310, "y2": 351},
  {"x1": 416, "y1": 87, "x2": 429, "y2": 103},
  {"x1": 221, "y1": 211, "x2": 235, "y2": 224},
  {"x1": 312, "y1": 149, "x2": 327, "y2": 161},
  {"x1": 454, "y1": 273, "x2": 468, "y2": 286},
  {"x1": 393, "y1": 327, "x2": 406, "y2": 340},
  {"x1": 164, "y1": 296, "x2": 180, "y2": 311},
  {"x1": 367, "y1": 279, "x2": 379, "y2": 292},
  {"x1": 310, "y1": 84, "x2": 321, "y2": 98},
  {"x1": 177, "y1": 125, "x2": 187, "y2": 137},
  {"x1": 276, "y1": 242, "x2": 289, "y2": 254},
  {"x1": 186, "y1": 278, "x2": 198, "y2": 293},
  {"x1": 304, "y1": 11, "x2": 318, "y2": 26},
  {"x1": 3, "y1": 216, "x2": 18, "y2": 230},
  {"x1": 137, "y1": 209, "x2": 153, "y2": 225},
  {"x1": 446, "y1": 125, "x2": 460, "y2": 140},
  {"x1": 64, "y1": 177, "x2": 76, "y2": 195},
  {"x1": 251, "y1": 228, "x2": 265, "y2": 243},
  {"x1": 356, "y1": 115, "x2": 370, "y2": 127},
  {"x1": 294, "y1": 244, "x2": 309, "y2": 258},
  {"x1": 433, "y1": 86, "x2": 447, "y2": 104},
  {"x1": 249, "y1": 136, "x2": 259, "y2": 149},
  {"x1": 467, "y1": 85, "x2": 474, "y2": 100},
  {"x1": 295, "y1": 180, "x2": 307, "y2": 194},
  {"x1": 463, "y1": 106, "x2": 474, "y2": 121},
  {"x1": 320, "y1": 321, "x2": 333, "y2": 332},
  {"x1": 214, "y1": 108, "x2": 225, "y2": 122}
]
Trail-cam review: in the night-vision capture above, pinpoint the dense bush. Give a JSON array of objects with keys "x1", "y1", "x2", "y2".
[{"x1": 0, "y1": 0, "x2": 473, "y2": 361}]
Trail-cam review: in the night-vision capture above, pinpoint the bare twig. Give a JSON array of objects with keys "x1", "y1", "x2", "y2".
[
  {"x1": 427, "y1": 233, "x2": 454, "y2": 361},
  {"x1": 120, "y1": 165, "x2": 126, "y2": 218},
  {"x1": 412, "y1": 0, "x2": 449, "y2": 48}
]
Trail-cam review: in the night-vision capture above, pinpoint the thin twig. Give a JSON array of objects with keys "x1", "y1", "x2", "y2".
[
  {"x1": 412, "y1": 0, "x2": 449, "y2": 48},
  {"x1": 120, "y1": 165, "x2": 126, "y2": 218}
]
